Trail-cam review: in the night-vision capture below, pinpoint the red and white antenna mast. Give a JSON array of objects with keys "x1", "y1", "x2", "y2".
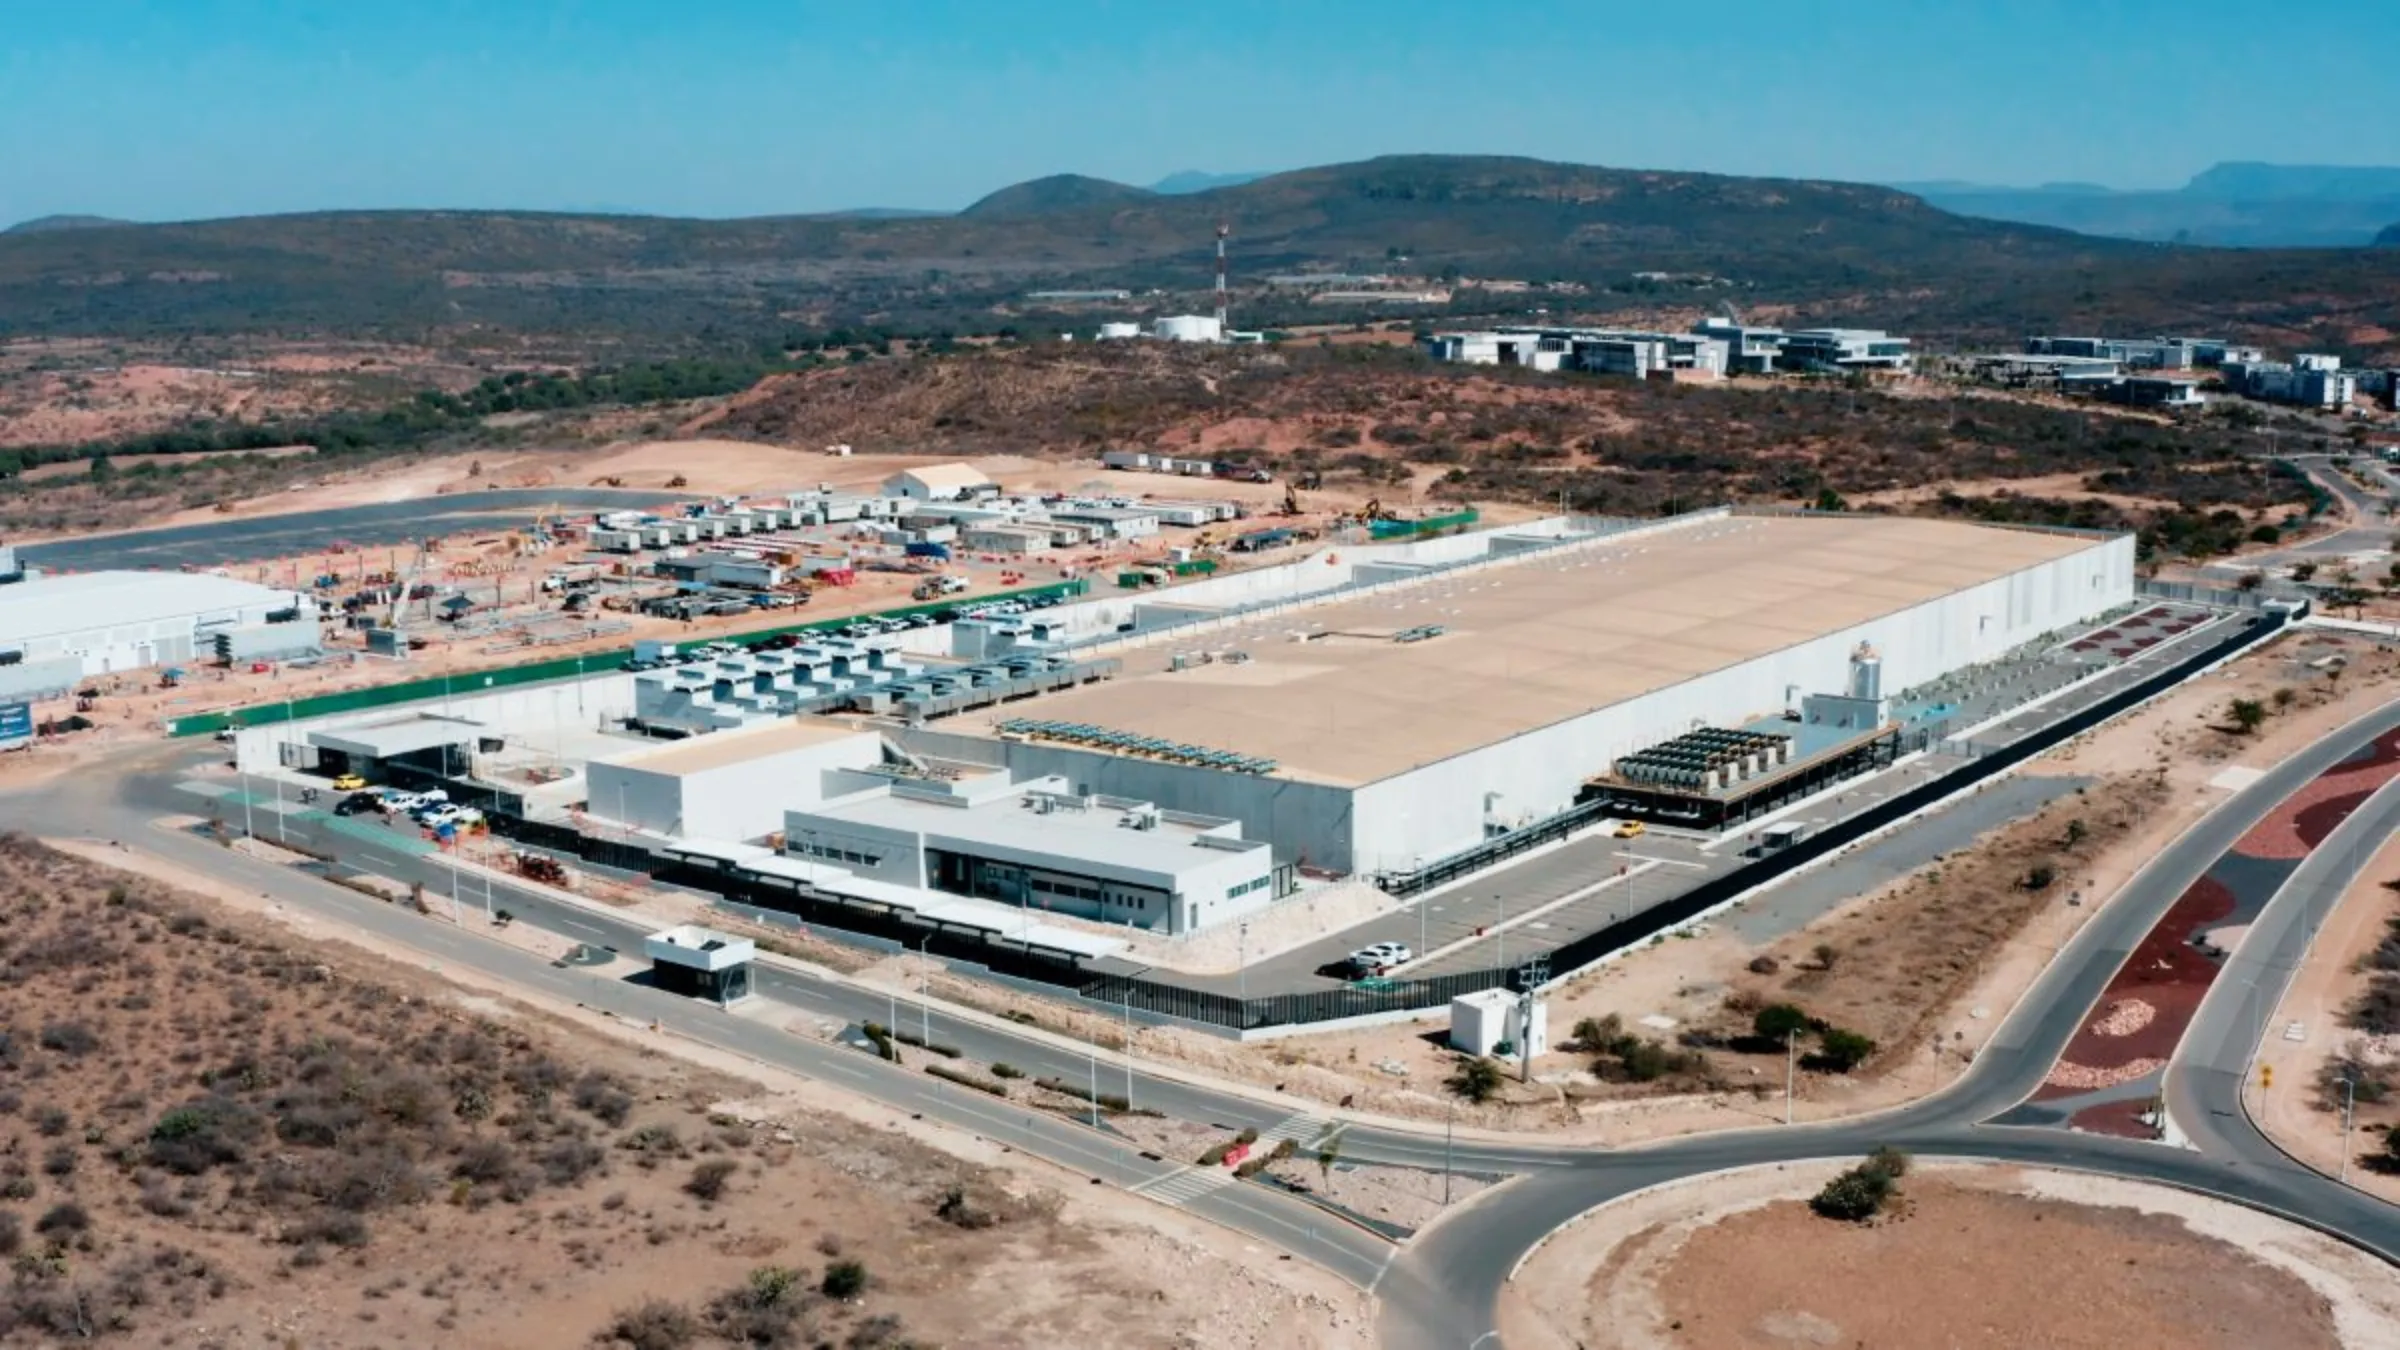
[{"x1": 1214, "y1": 221, "x2": 1230, "y2": 331}]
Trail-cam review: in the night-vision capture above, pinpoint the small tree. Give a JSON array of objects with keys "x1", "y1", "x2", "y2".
[
  {"x1": 2272, "y1": 688, "x2": 2297, "y2": 714},
  {"x1": 1753, "y1": 1003, "x2": 1813, "y2": 1042},
  {"x1": 2292, "y1": 561, "x2": 2319, "y2": 583},
  {"x1": 820, "y1": 1259, "x2": 869, "y2": 1300},
  {"x1": 1816, "y1": 1028, "x2": 1878, "y2": 1072},
  {"x1": 2064, "y1": 818, "x2": 2089, "y2": 849},
  {"x1": 2228, "y1": 698, "x2": 2267, "y2": 735},
  {"x1": 1811, "y1": 942, "x2": 1840, "y2": 972},
  {"x1": 1447, "y1": 1056, "x2": 1505, "y2": 1104},
  {"x1": 1316, "y1": 1128, "x2": 1344, "y2": 1185},
  {"x1": 2237, "y1": 571, "x2": 2264, "y2": 592}
]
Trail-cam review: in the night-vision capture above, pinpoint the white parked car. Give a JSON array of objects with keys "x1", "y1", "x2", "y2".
[{"x1": 1347, "y1": 942, "x2": 1414, "y2": 974}]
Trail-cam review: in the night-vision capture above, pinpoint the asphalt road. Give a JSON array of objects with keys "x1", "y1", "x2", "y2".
[
  {"x1": 15, "y1": 488, "x2": 685, "y2": 571},
  {"x1": 18, "y1": 690, "x2": 2400, "y2": 1350}
]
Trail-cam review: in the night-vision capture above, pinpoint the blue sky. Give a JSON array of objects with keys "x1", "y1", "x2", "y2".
[{"x1": 6, "y1": 0, "x2": 2397, "y2": 225}]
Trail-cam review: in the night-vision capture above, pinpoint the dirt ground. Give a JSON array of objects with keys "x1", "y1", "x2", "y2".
[
  {"x1": 9, "y1": 835, "x2": 1370, "y2": 1349},
  {"x1": 1501, "y1": 1160, "x2": 2399, "y2": 1350},
  {"x1": 2253, "y1": 828, "x2": 2400, "y2": 1200}
]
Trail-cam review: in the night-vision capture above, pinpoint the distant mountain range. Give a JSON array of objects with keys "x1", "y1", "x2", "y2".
[
  {"x1": 3, "y1": 214, "x2": 131, "y2": 235},
  {"x1": 1149, "y1": 170, "x2": 1268, "y2": 195},
  {"x1": 2, "y1": 155, "x2": 2395, "y2": 359},
  {"x1": 1894, "y1": 162, "x2": 2400, "y2": 247}
]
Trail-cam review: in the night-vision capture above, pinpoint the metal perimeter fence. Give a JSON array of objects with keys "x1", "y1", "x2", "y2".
[{"x1": 459, "y1": 605, "x2": 2285, "y2": 1034}]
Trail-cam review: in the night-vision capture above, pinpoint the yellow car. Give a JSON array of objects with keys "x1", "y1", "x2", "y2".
[
  {"x1": 331, "y1": 773, "x2": 368, "y2": 791},
  {"x1": 1613, "y1": 819, "x2": 1646, "y2": 839}
]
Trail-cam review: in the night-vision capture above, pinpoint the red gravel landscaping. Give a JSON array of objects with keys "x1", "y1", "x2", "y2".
[
  {"x1": 2228, "y1": 726, "x2": 2400, "y2": 860},
  {"x1": 2032, "y1": 727, "x2": 2400, "y2": 1129}
]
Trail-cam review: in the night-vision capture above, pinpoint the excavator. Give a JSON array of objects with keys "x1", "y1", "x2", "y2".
[{"x1": 1281, "y1": 484, "x2": 1302, "y2": 517}]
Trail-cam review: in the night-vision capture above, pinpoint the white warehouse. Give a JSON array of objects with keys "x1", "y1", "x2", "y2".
[
  {"x1": 896, "y1": 512, "x2": 2134, "y2": 876},
  {"x1": 0, "y1": 571, "x2": 319, "y2": 682}
]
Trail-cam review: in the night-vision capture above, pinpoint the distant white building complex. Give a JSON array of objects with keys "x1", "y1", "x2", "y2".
[
  {"x1": 2222, "y1": 353, "x2": 2359, "y2": 409},
  {"x1": 1421, "y1": 321, "x2": 1911, "y2": 378},
  {"x1": 2024, "y1": 335, "x2": 2264, "y2": 370}
]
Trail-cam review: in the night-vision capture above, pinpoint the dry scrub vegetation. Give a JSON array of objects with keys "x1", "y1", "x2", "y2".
[
  {"x1": 698, "y1": 342, "x2": 2320, "y2": 558},
  {"x1": 1702, "y1": 773, "x2": 2173, "y2": 1064},
  {"x1": 0, "y1": 835, "x2": 1331, "y2": 1348}
]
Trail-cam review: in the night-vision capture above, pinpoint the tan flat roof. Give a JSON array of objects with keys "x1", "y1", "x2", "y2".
[
  {"x1": 948, "y1": 515, "x2": 2107, "y2": 787},
  {"x1": 607, "y1": 716, "x2": 872, "y2": 776}
]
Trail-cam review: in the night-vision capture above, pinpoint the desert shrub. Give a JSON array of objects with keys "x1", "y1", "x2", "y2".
[
  {"x1": 543, "y1": 1137, "x2": 607, "y2": 1187},
  {"x1": 32, "y1": 1107, "x2": 68, "y2": 1138},
  {"x1": 2319, "y1": 1052, "x2": 2395, "y2": 1108},
  {"x1": 934, "y1": 1183, "x2": 999, "y2": 1230},
  {"x1": 846, "y1": 1313, "x2": 909, "y2": 1349},
  {"x1": 148, "y1": 1097, "x2": 263, "y2": 1175},
  {"x1": 1747, "y1": 954, "x2": 1781, "y2": 975},
  {"x1": 2350, "y1": 974, "x2": 2400, "y2": 1036},
  {"x1": 924, "y1": 1063, "x2": 1006, "y2": 1097},
  {"x1": 598, "y1": 1298, "x2": 701, "y2": 1350},
  {"x1": 1447, "y1": 1057, "x2": 1504, "y2": 1103},
  {"x1": 34, "y1": 1201, "x2": 89, "y2": 1239},
  {"x1": 1814, "y1": 1028, "x2": 1878, "y2": 1073},
  {"x1": 819, "y1": 1259, "x2": 868, "y2": 1300},
  {"x1": 137, "y1": 1178, "x2": 192, "y2": 1218},
  {"x1": 39, "y1": 1146, "x2": 73, "y2": 1180},
  {"x1": 281, "y1": 1210, "x2": 370, "y2": 1248},
  {"x1": 450, "y1": 1139, "x2": 516, "y2": 1186},
  {"x1": 572, "y1": 1073, "x2": 635, "y2": 1127},
  {"x1": 684, "y1": 1159, "x2": 739, "y2": 1203},
  {"x1": 36, "y1": 1022, "x2": 100, "y2": 1058},
  {"x1": 315, "y1": 1144, "x2": 430, "y2": 1213},
  {"x1": 704, "y1": 1265, "x2": 814, "y2": 1349},
  {"x1": 1810, "y1": 1147, "x2": 1909, "y2": 1222},
  {"x1": 989, "y1": 1062, "x2": 1023, "y2": 1079},
  {"x1": 621, "y1": 1124, "x2": 683, "y2": 1157}
]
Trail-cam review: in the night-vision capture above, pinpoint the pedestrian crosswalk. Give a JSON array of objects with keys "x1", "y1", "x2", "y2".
[
  {"x1": 1128, "y1": 1166, "x2": 1233, "y2": 1205},
  {"x1": 1257, "y1": 1113, "x2": 1333, "y2": 1148}
]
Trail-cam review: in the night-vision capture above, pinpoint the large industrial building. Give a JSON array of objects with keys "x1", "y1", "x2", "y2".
[
  {"x1": 241, "y1": 508, "x2": 2133, "y2": 936},
  {"x1": 0, "y1": 570, "x2": 320, "y2": 700},
  {"x1": 893, "y1": 512, "x2": 2129, "y2": 876}
]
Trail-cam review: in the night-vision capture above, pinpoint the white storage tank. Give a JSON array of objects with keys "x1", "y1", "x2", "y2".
[
  {"x1": 1098, "y1": 322, "x2": 1143, "y2": 340},
  {"x1": 1151, "y1": 315, "x2": 1224, "y2": 344}
]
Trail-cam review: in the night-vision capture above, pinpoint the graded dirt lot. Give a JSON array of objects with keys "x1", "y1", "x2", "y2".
[
  {"x1": 0, "y1": 835, "x2": 1365, "y2": 1349},
  {"x1": 1503, "y1": 1161, "x2": 2400, "y2": 1350}
]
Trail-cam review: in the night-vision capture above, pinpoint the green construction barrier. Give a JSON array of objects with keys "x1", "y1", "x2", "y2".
[
  {"x1": 1369, "y1": 508, "x2": 1479, "y2": 540},
  {"x1": 166, "y1": 578, "x2": 1088, "y2": 738}
]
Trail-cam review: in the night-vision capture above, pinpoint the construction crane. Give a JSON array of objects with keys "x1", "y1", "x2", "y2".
[{"x1": 384, "y1": 538, "x2": 430, "y2": 638}]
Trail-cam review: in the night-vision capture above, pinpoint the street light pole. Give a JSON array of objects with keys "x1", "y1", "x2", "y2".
[
  {"x1": 1121, "y1": 987, "x2": 1136, "y2": 1109},
  {"x1": 917, "y1": 935, "x2": 932, "y2": 1043},
  {"x1": 1443, "y1": 1099, "x2": 1455, "y2": 1206},
  {"x1": 1785, "y1": 1030, "x2": 1797, "y2": 1125},
  {"x1": 1238, "y1": 921, "x2": 1250, "y2": 1008},
  {"x1": 2340, "y1": 1076, "x2": 2357, "y2": 1185}
]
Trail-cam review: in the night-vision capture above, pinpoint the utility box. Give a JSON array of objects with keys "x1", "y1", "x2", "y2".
[
  {"x1": 644, "y1": 925, "x2": 756, "y2": 1005},
  {"x1": 1449, "y1": 988, "x2": 1547, "y2": 1058}
]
